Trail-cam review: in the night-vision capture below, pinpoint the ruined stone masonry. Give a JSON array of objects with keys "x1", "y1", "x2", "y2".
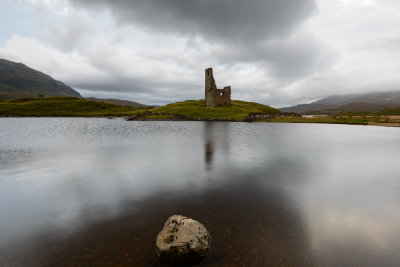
[{"x1": 205, "y1": 68, "x2": 231, "y2": 107}]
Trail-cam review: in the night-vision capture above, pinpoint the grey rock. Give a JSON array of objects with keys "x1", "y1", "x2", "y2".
[{"x1": 156, "y1": 215, "x2": 211, "y2": 264}]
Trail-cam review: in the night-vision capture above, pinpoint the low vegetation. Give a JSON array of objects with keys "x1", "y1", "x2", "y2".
[
  {"x1": 1, "y1": 96, "x2": 400, "y2": 127},
  {"x1": 341, "y1": 106, "x2": 400, "y2": 116},
  {"x1": 0, "y1": 97, "x2": 145, "y2": 117}
]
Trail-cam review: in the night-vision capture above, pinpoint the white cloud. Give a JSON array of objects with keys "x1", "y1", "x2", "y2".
[
  {"x1": 0, "y1": 34, "x2": 104, "y2": 83},
  {"x1": 1, "y1": 0, "x2": 400, "y2": 106}
]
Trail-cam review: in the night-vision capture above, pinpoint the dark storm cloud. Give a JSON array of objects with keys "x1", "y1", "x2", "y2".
[
  {"x1": 212, "y1": 34, "x2": 332, "y2": 79},
  {"x1": 60, "y1": 0, "x2": 328, "y2": 105},
  {"x1": 4, "y1": 0, "x2": 400, "y2": 106},
  {"x1": 69, "y1": 0, "x2": 316, "y2": 43}
]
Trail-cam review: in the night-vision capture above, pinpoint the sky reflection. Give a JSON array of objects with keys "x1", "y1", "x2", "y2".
[{"x1": 0, "y1": 118, "x2": 399, "y2": 265}]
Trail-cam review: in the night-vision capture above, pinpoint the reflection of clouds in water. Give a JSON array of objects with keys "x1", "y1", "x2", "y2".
[
  {"x1": 202, "y1": 122, "x2": 282, "y2": 171},
  {"x1": 310, "y1": 208, "x2": 395, "y2": 249},
  {"x1": 1, "y1": 119, "x2": 400, "y2": 265},
  {"x1": 303, "y1": 180, "x2": 400, "y2": 256},
  {"x1": 10, "y1": 156, "x2": 315, "y2": 266},
  {"x1": 294, "y1": 131, "x2": 400, "y2": 261},
  {"x1": 0, "y1": 129, "x2": 213, "y2": 245}
]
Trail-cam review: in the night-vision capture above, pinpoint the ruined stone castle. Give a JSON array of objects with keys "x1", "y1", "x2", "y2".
[{"x1": 205, "y1": 68, "x2": 231, "y2": 107}]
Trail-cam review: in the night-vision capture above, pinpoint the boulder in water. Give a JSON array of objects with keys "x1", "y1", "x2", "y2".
[{"x1": 155, "y1": 215, "x2": 211, "y2": 264}]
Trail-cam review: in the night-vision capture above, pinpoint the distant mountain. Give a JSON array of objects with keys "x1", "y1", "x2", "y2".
[
  {"x1": 86, "y1": 97, "x2": 148, "y2": 108},
  {"x1": 0, "y1": 58, "x2": 81, "y2": 100},
  {"x1": 281, "y1": 91, "x2": 400, "y2": 114},
  {"x1": 313, "y1": 91, "x2": 400, "y2": 105}
]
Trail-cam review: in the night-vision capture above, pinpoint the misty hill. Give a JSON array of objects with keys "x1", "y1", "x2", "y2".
[
  {"x1": 86, "y1": 97, "x2": 148, "y2": 108},
  {"x1": 281, "y1": 91, "x2": 400, "y2": 114},
  {"x1": 0, "y1": 58, "x2": 81, "y2": 100}
]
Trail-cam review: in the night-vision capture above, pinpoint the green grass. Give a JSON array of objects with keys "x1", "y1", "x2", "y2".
[
  {"x1": 0, "y1": 97, "x2": 146, "y2": 117},
  {"x1": 0, "y1": 97, "x2": 278, "y2": 119},
  {"x1": 2, "y1": 97, "x2": 399, "y2": 127},
  {"x1": 150, "y1": 100, "x2": 279, "y2": 120},
  {"x1": 378, "y1": 107, "x2": 400, "y2": 115}
]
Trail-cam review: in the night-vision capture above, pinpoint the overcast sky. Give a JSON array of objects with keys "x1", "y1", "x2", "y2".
[{"x1": 1, "y1": 0, "x2": 400, "y2": 106}]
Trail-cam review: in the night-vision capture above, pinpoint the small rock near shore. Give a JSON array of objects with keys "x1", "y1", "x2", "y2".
[{"x1": 156, "y1": 215, "x2": 211, "y2": 264}]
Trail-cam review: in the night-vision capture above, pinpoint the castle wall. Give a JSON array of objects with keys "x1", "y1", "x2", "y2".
[{"x1": 216, "y1": 86, "x2": 231, "y2": 105}]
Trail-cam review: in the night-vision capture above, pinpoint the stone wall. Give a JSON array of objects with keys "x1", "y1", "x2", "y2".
[
  {"x1": 216, "y1": 86, "x2": 231, "y2": 105},
  {"x1": 244, "y1": 112, "x2": 301, "y2": 122},
  {"x1": 126, "y1": 111, "x2": 300, "y2": 122}
]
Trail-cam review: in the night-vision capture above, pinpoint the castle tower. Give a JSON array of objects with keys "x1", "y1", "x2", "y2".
[
  {"x1": 205, "y1": 68, "x2": 231, "y2": 108},
  {"x1": 205, "y1": 68, "x2": 217, "y2": 107}
]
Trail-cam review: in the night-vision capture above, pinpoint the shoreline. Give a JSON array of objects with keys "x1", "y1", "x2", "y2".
[
  {"x1": 1, "y1": 116, "x2": 400, "y2": 127},
  {"x1": 368, "y1": 122, "x2": 400, "y2": 127}
]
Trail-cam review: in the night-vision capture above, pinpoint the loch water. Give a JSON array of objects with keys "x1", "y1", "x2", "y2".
[{"x1": 0, "y1": 118, "x2": 399, "y2": 266}]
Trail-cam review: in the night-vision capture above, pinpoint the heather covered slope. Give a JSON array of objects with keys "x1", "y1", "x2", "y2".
[
  {"x1": 86, "y1": 97, "x2": 148, "y2": 108},
  {"x1": 281, "y1": 91, "x2": 400, "y2": 114}
]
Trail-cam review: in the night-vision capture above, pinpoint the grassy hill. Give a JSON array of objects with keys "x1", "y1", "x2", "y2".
[
  {"x1": 0, "y1": 58, "x2": 81, "y2": 100},
  {"x1": 0, "y1": 97, "x2": 144, "y2": 117},
  {"x1": 0, "y1": 97, "x2": 279, "y2": 119},
  {"x1": 148, "y1": 100, "x2": 279, "y2": 120}
]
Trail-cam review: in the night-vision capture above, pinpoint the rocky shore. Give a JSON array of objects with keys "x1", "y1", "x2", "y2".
[{"x1": 126, "y1": 111, "x2": 300, "y2": 122}]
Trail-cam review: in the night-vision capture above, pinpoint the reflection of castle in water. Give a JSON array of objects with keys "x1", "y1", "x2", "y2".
[
  {"x1": 204, "y1": 122, "x2": 215, "y2": 169},
  {"x1": 203, "y1": 122, "x2": 231, "y2": 170}
]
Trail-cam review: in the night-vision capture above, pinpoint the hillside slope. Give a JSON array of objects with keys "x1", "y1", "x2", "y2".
[
  {"x1": 281, "y1": 90, "x2": 400, "y2": 114},
  {"x1": 86, "y1": 97, "x2": 148, "y2": 108},
  {"x1": 0, "y1": 59, "x2": 81, "y2": 100}
]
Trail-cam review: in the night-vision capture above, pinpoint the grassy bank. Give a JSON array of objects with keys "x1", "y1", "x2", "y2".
[
  {"x1": 149, "y1": 99, "x2": 279, "y2": 120},
  {"x1": 341, "y1": 106, "x2": 400, "y2": 116},
  {"x1": 2, "y1": 97, "x2": 399, "y2": 127},
  {"x1": 0, "y1": 97, "x2": 146, "y2": 117},
  {"x1": 0, "y1": 97, "x2": 278, "y2": 119}
]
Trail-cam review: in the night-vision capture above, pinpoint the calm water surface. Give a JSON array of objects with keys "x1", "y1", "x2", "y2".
[{"x1": 0, "y1": 118, "x2": 399, "y2": 266}]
